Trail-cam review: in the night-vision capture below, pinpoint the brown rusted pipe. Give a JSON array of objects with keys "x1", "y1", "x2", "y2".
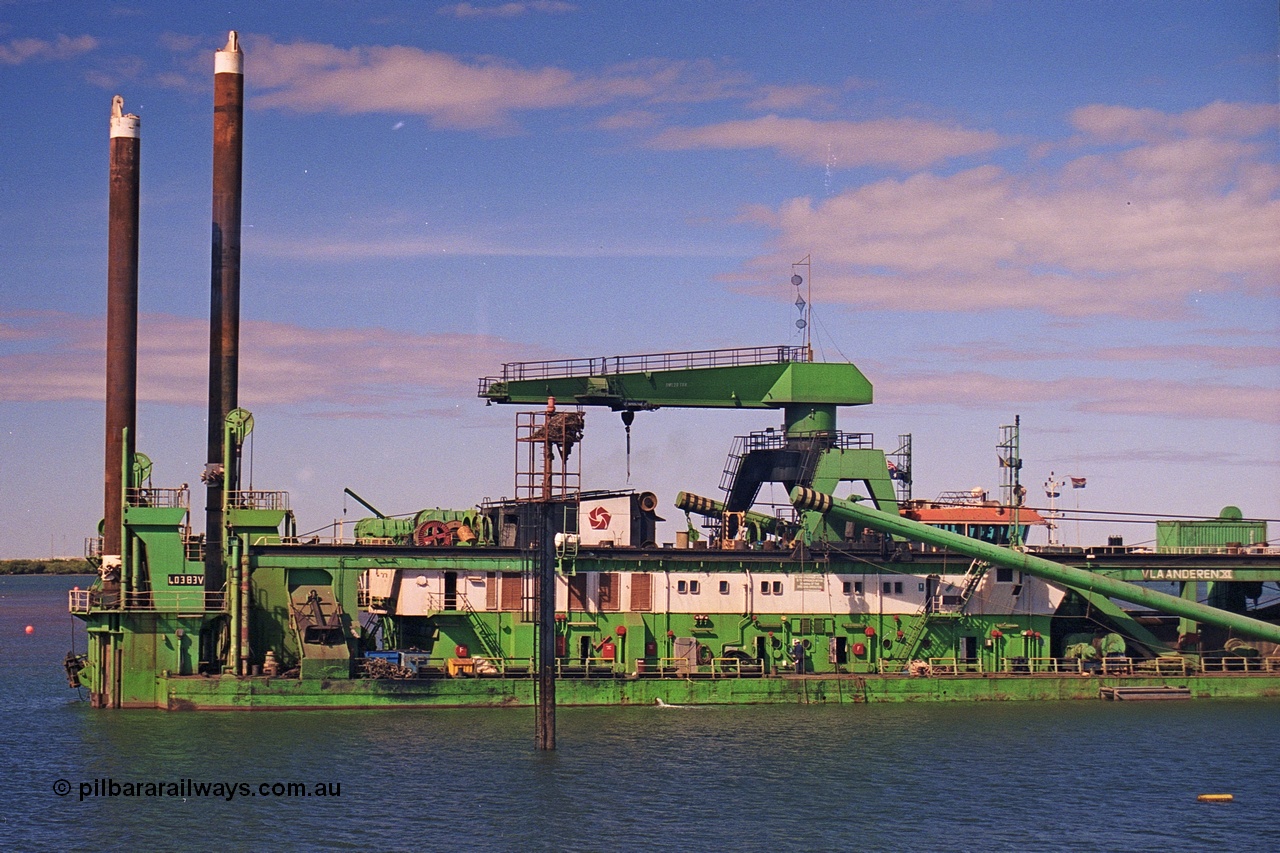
[
  {"x1": 104, "y1": 95, "x2": 140, "y2": 584},
  {"x1": 205, "y1": 31, "x2": 243, "y2": 593}
]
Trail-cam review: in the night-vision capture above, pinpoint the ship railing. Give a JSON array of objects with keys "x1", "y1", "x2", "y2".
[
  {"x1": 555, "y1": 657, "x2": 620, "y2": 678},
  {"x1": 444, "y1": 657, "x2": 534, "y2": 678},
  {"x1": 1095, "y1": 656, "x2": 1134, "y2": 674},
  {"x1": 710, "y1": 657, "x2": 766, "y2": 677},
  {"x1": 227, "y1": 490, "x2": 289, "y2": 511},
  {"x1": 1130, "y1": 656, "x2": 1193, "y2": 676},
  {"x1": 126, "y1": 485, "x2": 189, "y2": 509},
  {"x1": 1200, "y1": 655, "x2": 1275, "y2": 674},
  {"x1": 1157, "y1": 545, "x2": 1280, "y2": 556},
  {"x1": 277, "y1": 522, "x2": 353, "y2": 546},
  {"x1": 70, "y1": 585, "x2": 228, "y2": 614},
  {"x1": 84, "y1": 536, "x2": 103, "y2": 559},
  {"x1": 629, "y1": 657, "x2": 765, "y2": 678},
  {"x1": 997, "y1": 657, "x2": 1083, "y2": 675},
  {"x1": 487, "y1": 657, "x2": 534, "y2": 677},
  {"x1": 479, "y1": 345, "x2": 810, "y2": 393},
  {"x1": 741, "y1": 429, "x2": 874, "y2": 454},
  {"x1": 924, "y1": 657, "x2": 984, "y2": 676}
]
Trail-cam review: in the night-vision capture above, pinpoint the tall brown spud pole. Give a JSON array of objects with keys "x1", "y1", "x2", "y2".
[
  {"x1": 205, "y1": 31, "x2": 243, "y2": 595},
  {"x1": 104, "y1": 95, "x2": 140, "y2": 594}
]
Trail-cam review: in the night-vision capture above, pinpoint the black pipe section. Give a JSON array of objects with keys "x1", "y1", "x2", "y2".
[
  {"x1": 104, "y1": 95, "x2": 140, "y2": 587},
  {"x1": 205, "y1": 31, "x2": 243, "y2": 593},
  {"x1": 535, "y1": 503, "x2": 557, "y2": 749}
]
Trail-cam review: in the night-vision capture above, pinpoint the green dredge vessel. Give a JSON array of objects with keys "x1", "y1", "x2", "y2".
[
  {"x1": 67, "y1": 33, "x2": 1280, "y2": 712},
  {"x1": 68, "y1": 339, "x2": 1280, "y2": 710}
]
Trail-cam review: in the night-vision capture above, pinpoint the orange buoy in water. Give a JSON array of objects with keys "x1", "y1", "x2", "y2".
[{"x1": 1197, "y1": 794, "x2": 1234, "y2": 803}]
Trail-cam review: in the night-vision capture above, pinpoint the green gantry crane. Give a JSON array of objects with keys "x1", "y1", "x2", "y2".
[{"x1": 479, "y1": 345, "x2": 899, "y2": 541}]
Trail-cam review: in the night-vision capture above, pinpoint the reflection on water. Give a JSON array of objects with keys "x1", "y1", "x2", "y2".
[{"x1": 3, "y1": 576, "x2": 1277, "y2": 851}]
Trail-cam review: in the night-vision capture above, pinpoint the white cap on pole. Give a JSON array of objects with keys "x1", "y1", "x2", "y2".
[
  {"x1": 110, "y1": 95, "x2": 140, "y2": 139},
  {"x1": 214, "y1": 30, "x2": 243, "y2": 75}
]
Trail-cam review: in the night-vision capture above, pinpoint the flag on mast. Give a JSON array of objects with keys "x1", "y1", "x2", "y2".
[{"x1": 1070, "y1": 477, "x2": 1087, "y2": 489}]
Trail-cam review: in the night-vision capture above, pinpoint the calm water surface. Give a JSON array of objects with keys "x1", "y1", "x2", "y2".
[{"x1": 3, "y1": 575, "x2": 1278, "y2": 851}]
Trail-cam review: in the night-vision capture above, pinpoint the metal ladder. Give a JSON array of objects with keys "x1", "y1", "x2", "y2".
[
  {"x1": 954, "y1": 559, "x2": 990, "y2": 609},
  {"x1": 718, "y1": 435, "x2": 747, "y2": 498},
  {"x1": 893, "y1": 560, "x2": 990, "y2": 663},
  {"x1": 460, "y1": 594, "x2": 503, "y2": 660}
]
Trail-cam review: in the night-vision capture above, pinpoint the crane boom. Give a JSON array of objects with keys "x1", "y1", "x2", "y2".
[{"x1": 479, "y1": 345, "x2": 872, "y2": 436}]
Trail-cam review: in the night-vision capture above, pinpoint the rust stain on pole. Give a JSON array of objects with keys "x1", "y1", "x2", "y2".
[
  {"x1": 104, "y1": 95, "x2": 140, "y2": 585},
  {"x1": 205, "y1": 31, "x2": 243, "y2": 592}
]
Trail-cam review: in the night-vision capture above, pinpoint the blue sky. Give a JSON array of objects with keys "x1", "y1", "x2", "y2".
[{"x1": 1, "y1": 1, "x2": 1276, "y2": 558}]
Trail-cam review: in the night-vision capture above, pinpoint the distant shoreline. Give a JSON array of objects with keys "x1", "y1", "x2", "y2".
[{"x1": 0, "y1": 559, "x2": 94, "y2": 575}]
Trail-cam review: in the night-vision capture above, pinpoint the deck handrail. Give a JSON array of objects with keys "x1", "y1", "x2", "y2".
[
  {"x1": 69, "y1": 585, "x2": 228, "y2": 614},
  {"x1": 479, "y1": 345, "x2": 810, "y2": 394}
]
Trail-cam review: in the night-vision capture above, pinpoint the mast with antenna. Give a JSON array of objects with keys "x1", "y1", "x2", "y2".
[
  {"x1": 790, "y1": 255, "x2": 812, "y2": 360},
  {"x1": 1044, "y1": 471, "x2": 1063, "y2": 546}
]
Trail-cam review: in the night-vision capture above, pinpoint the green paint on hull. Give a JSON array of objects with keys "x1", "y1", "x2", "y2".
[{"x1": 146, "y1": 673, "x2": 1280, "y2": 711}]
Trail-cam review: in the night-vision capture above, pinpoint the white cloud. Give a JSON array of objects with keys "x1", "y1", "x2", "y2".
[
  {"x1": 650, "y1": 115, "x2": 1010, "y2": 170},
  {"x1": 438, "y1": 1, "x2": 577, "y2": 19},
  {"x1": 876, "y1": 369, "x2": 1280, "y2": 424},
  {"x1": 245, "y1": 37, "x2": 751, "y2": 130},
  {"x1": 0, "y1": 312, "x2": 550, "y2": 412},
  {"x1": 0, "y1": 34, "x2": 96, "y2": 65},
  {"x1": 733, "y1": 103, "x2": 1280, "y2": 317},
  {"x1": 5, "y1": 311, "x2": 1274, "y2": 424}
]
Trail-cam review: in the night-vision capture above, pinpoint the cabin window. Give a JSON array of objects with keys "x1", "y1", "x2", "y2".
[
  {"x1": 854, "y1": 581, "x2": 863, "y2": 594},
  {"x1": 996, "y1": 568, "x2": 1014, "y2": 583},
  {"x1": 842, "y1": 581, "x2": 852, "y2": 595},
  {"x1": 500, "y1": 574, "x2": 523, "y2": 611},
  {"x1": 760, "y1": 580, "x2": 770, "y2": 595},
  {"x1": 895, "y1": 582, "x2": 904, "y2": 594},
  {"x1": 772, "y1": 581, "x2": 783, "y2": 595},
  {"x1": 689, "y1": 580, "x2": 701, "y2": 595},
  {"x1": 630, "y1": 573, "x2": 653, "y2": 612},
  {"x1": 568, "y1": 574, "x2": 589, "y2": 611},
  {"x1": 678, "y1": 580, "x2": 688, "y2": 594},
  {"x1": 883, "y1": 582, "x2": 892, "y2": 594},
  {"x1": 599, "y1": 572, "x2": 620, "y2": 611},
  {"x1": 719, "y1": 580, "x2": 730, "y2": 594}
]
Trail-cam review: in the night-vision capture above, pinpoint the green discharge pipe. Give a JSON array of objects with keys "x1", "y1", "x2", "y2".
[{"x1": 790, "y1": 487, "x2": 1280, "y2": 645}]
